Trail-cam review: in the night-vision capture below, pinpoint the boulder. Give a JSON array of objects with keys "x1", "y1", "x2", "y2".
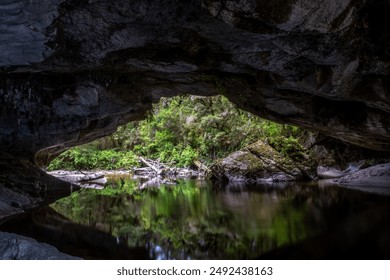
[
  {"x1": 211, "y1": 141, "x2": 312, "y2": 182},
  {"x1": 0, "y1": 152, "x2": 78, "y2": 223},
  {"x1": 0, "y1": 231, "x2": 81, "y2": 260},
  {"x1": 334, "y1": 163, "x2": 390, "y2": 188},
  {"x1": 317, "y1": 166, "x2": 345, "y2": 179}
]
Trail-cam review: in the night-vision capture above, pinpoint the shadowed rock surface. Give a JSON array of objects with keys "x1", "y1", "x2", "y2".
[
  {"x1": 0, "y1": 152, "x2": 78, "y2": 223},
  {"x1": 334, "y1": 163, "x2": 390, "y2": 188},
  {"x1": 259, "y1": 202, "x2": 390, "y2": 259},
  {"x1": 1, "y1": 0, "x2": 389, "y2": 161},
  {"x1": 0, "y1": 206, "x2": 150, "y2": 260},
  {"x1": 0, "y1": 1, "x2": 389, "y2": 220},
  {"x1": 0, "y1": 231, "x2": 81, "y2": 260}
]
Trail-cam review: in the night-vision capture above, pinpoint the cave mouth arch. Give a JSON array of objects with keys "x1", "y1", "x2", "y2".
[
  {"x1": 1, "y1": 67, "x2": 389, "y2": 172},
  {"x1": 2, "y1": 82, "x2": 389, "y2": 225},
  {"x1": 1, "y1": 0, "x2": 390, "y2": 257},
  {"x1": 45, "y1": 94, "x2": 307, "y2": 172},
  {"x1": 1, "y1": 0, "x2": 389, "y2": 167}
]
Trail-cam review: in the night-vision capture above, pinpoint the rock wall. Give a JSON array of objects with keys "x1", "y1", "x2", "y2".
[
  {"x1": 211, "y1": 140, "x2": 313, "y2": 182},
  {"x1": 0, "y1": 151, "x2": 78, "y2": 222},
  {"x1": 0, "y1": 0, "x2": 389, "y2": 165},
  {"x1": 0, "y1": 231, "x2": 81, "y2": 260},
  {"x1": 0, "y1": 0, "x2": 389, "y2": 216},
  {"x1": 1, "y1": 0, "x2": 389, "y2": 259}
]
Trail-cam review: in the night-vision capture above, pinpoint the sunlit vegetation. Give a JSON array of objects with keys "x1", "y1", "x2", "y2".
[{"x1": 48, "y1": 95, "x2": 304, "y2": 170}]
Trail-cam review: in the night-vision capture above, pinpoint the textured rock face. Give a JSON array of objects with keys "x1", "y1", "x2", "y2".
[
  {"x1": 211, "y1": 141, "x2": 312, "y2": 182},
  {"x1": 1, "y1": 0, "x2": 388, "y2": 255},
  {"x1": 0, "y1": 151, "x2": 77, "y2": 222},
  {"x1": 1, "y1": 206, "x2": 150, "y2": 259},
  {"x1": 334, "y1": 163, "x2": 390, "y2": 188},
  {"x1": 0, "y1": 231, "x2": 81, "y2": 260},
  {"x1": 0, "y1": 0, "x2": 389, "y2": 164}
]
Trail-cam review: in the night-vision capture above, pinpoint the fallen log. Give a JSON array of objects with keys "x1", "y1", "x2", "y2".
[
  {"x1": 139, "y1": 156, "x2": 166, "y2": 175},
  {"x1": 48, "y1": 171, "x2": 107, "y2": 186},
  {"x1": 78, "y1": 174, "x2": 106, "y2": 184},
  {"x1": 194, "y1": 160, "x2": 210, "y2": 174}
]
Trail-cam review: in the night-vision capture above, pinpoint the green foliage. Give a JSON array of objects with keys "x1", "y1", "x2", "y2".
[
  {"x1": 48, "y1": 95, "x2": 305, "y2": 170},
  {"x1": 48, "y1": 147, "x2": 139, "y2": 171},
  {"x1": 121, "y1": 95, "x2": 269, "y2": 166},
  {"x1": 269, "y1": 136, "x2": 306, "y2": 161}
]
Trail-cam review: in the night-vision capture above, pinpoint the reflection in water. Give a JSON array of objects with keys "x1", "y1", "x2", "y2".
[
  {"x1": 0, "y1": 206, "x2": 149, "y2": 259},
  {"x1": 51, "y1": 178, "x2": 318, "y2": 259},
  {"x1": 2, "y1": 176, "x2": 390, "y2": 259}
]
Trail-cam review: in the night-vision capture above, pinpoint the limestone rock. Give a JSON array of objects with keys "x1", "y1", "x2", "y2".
[
  {"x1": 334, "y1": 163, "x2": 390, "y2": 188},
  {"x1": 0, "y1": 152, "x2": 78, "y2": 223},
  {"x1": 0, "y1": 231, "x2": 81, "y2": 260},
  {"x1": 211, "y1": 141, "x2": 311, "y2": 182},
  {"x1": 317, "y1": 166, "x2": 345, "y2": 179},
  {"x1": 0, "y1": 0, "x2": 389, "y2": 167}
]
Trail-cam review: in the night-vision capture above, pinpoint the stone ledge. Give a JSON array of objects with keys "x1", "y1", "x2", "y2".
[{"x1": 0, "y1": 231, "x2": 81, "y2": 260}]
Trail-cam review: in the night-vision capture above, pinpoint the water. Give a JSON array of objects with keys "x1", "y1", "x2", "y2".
[{"x1": 2, "y1": 176, "x2": 390, "y2": 259}]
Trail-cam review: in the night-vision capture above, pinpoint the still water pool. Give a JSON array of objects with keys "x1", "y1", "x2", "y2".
[{"x1": 2, "y1": 176, "x2": 390, "y2": 259}]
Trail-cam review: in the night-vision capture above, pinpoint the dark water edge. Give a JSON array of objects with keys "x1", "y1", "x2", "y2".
[{"x1": 1, "y1": 176, "x2": 390, "y2": 260}]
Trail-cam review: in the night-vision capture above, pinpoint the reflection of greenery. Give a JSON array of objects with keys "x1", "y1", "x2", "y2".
[{"x1": 51, "y1": 178, "x2": 315, "y2": 259}]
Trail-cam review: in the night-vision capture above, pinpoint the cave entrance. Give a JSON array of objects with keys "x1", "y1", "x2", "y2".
[
  {"x1": 47, "y1": 94, "x2": 303, "y2": 172},
  {"x1": 3, "y1": 96, "x2": 390, "y2": 261}
]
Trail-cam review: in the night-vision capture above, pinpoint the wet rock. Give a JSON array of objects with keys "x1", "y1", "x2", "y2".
[
  {"x1": 317, "y1": 161, "x2": 368, "y2": 179},
  {"x1": 0, "y1": 152, "x2": 78, "y2": 223},
  {"x1": 0, "y1": 231, "x2": 81, "y2": 260},
  {"x1": 211, "y1": 141, "x2": 312, "y2": 182},
  {"x1": 334, "y1": 163, "x2": 390, "y2": 188},
  {"x1": 317, "y1": 166, "x2": 345, "y2": 179},
  {"x1": 304, "y1": 132, "x2": 390, "y2": 169},
  {"x1": 0, "y1": 207, "x2": 150, "y2": 260},
  {"x1": 0, "y1": 184, "x2": 40, "y2": 221}
]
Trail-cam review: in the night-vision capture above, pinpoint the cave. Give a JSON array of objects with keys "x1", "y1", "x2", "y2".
[{"x1": 0, "y1": 0, "x2": 389, "y2": 259}]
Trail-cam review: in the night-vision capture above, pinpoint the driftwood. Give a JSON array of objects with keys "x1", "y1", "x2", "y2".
[
  {"x1": 136, "y1": 157, "x2": 208, "y2": 178},
  {"x1": 194, "y1": 160, "x2": 210, "y2": 174},
  {"x1": 139, "y1": 177, "x2": 177, "y2": 190},
  {"x1": 133, "y1": 157, "x2": 208, "y2": 189},
  {"x1": 138, "y1": 157, "x2": 165, "y2": 175},
  {"x1": 78, "y1": 174, "x2": 106, "y2": 183},
  {"x1": 48, "y1": 171, "x2": 107, "y2": 189}
]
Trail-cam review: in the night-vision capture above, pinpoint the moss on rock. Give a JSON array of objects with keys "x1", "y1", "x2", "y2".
[{"x1": 211, "y1": 140, "x2": 313, "y2": 182}]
